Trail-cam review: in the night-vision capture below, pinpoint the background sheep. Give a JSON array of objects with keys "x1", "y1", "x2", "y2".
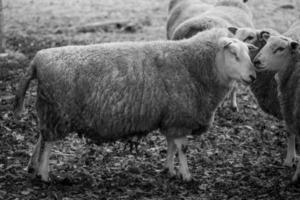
[
  {"x1": 14, "y1": 28, "x2": 256, "y2": 182},
  {"x1": 253, "y1": 34, "x2": 300, "y2": 182},
  {"x1": 166, "y1": 0, "x2": 254, "y2": 112},
  {"x1": 166, "y1": 0, "x2": 212, "y2": 39}
]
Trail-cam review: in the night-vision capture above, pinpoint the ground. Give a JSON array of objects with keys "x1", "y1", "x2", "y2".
[{"x1": 1, "y1": 0, "x2": 300, "y2": 199}]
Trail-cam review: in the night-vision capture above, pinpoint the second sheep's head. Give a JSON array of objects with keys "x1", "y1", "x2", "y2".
[{"x1": 253, "y1": 35, "x2": 299, "y2": 72}]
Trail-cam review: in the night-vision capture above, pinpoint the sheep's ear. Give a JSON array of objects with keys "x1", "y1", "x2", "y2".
[
  {"x1": 228, "y1": 27, "x2": 238, "y2": 35},
  {"x1": 224, "y1": 42, "x2": 233, "y2": 49},
  {"x1": 219, "y1": 37, "x2": 234, "y2": 50},
  {"x1": 290, "y1": 41, "x2": 299, "y2": 51},
  {"x1": 260, "y1": 31, "x2": 270, "y2": 41},
  {"x1": 247, "y1": 43, "x2": 258, "y2": 52}
]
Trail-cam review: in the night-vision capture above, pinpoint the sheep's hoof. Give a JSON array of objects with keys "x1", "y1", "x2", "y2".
[
  {"x1": 231, "y1": 106, "x2": 239, "y2": 112},
  {"x1": 283, "y1": 159, "x2": 294, "y2": 167},
  {"x1": 26, "y1": 166, "x2": 50, "y2": 182},
  {"x1": 36, "y1": 174, "x2": 51, "y2": 183},
  {"x1": 181, "y1": 174, "x2": 192, "y2": 182},
  {"x1": 283, "y1": 157, "x2": 299, "y2": 167},
  {"x1": 177, "y1": 171, "x2": 192, "y2": 182},
  {"x1": 168, "y1": 169, "x2": 177, "y2": 178}
]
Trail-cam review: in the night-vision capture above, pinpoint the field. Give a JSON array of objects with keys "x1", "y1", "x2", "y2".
[{"x1": 1, "y1": 0, "x2": 300, "y2": 199}]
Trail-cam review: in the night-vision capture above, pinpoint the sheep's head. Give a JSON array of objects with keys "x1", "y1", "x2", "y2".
[
  {"x1": 228, "y1": 27, "x2": 257, "y2": 44},
  {"x1": 216, "y1": 37, "x2": 257, "y2": 85},
  {"x1": 228, "y1": 27, "x2": 279, "y2": 59},
  {"x1": 253, "y1": 35, "x2": 299, "y2": 71}
]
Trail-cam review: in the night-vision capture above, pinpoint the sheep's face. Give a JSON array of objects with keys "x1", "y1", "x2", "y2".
[
  {"x1": 228, "y1": 27, "x2": 269, "y2": 59},
  {"x1": 253, "y1": 36, "x2": 299, "y2": 71},
  {"x1": 217, "y1": 37, "x2": 257, "y2": 85},
  {"x1": 234, "y1": 28, "x2": 258, "y2": 44}
]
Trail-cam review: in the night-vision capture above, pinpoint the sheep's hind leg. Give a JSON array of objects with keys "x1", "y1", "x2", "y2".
[
  {"x1": 284, "y1": 132, "x2": 297, "y2": 167},
  {"x1": 165, "y1": 136, "x2": 176, "y2": 177},
  {"x1": 174, "y1": 137, "x2": 191, "y2": 181},
  {"x1": 27, "y1": 133, "x2": 42, "y2": 176},
  {"x1": 27, "y1": 130, "x2": 52, "y2": 182},
  {"x1": 292, "y1": 159, "x2": 300, "y2": 183}
]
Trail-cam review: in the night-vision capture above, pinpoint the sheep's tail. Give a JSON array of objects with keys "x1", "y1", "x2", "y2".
[{"x1": 13, "y1": 60, "x2": 37, "y2": 117}]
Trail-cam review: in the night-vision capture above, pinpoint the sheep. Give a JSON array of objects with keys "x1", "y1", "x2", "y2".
[
  {"x1": 253, "y1": 34, "x2": 300, "y2": 182},
  {"x1": 166, "y1": 0, "x2": 254, "y2": 112},
  {"x1": 166, "y1": 0, "x2": 213, "y2": 39},
  {"x1": 251, "y1": 22, "x2": 300, "y2": 168},
  {"x1": 168, "y1": 0, "x2": 254, "y2": 40},
  {"x1": 14, "y1": 28, "x2": 257, "y2": 182}
]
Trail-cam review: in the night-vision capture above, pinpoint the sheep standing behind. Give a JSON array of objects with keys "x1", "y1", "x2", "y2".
[
  {"x1": 166, "y1": 0, "x2": 255, "y2": 112},
  {"x1": 253, "y1": 31, "x2": 300, "y2": 182},
  {"x1": 14, "y1": 28, "x2": 256, "y2": 182}
]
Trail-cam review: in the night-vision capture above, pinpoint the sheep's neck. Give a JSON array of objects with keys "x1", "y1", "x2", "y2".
[
  {"x1": 277, "y1": 58, "x2": 299, "y2": 89},
  {"x1": 179, "y1": 43, "x2": 232, "y2": 119}
]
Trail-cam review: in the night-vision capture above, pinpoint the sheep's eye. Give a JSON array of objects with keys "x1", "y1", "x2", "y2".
[
  {"x1": 274, "y1": 47, "x2": 285, "y2": 53},
  {"x1": 235, "y1": 54, "x2": 239, "y2": 61},
  {"x1": 248, "y1": 45, "x2": 256, "y2": 51},
  {"x1": 245, "y1": 36, "x2": 254, "y2": 41}
]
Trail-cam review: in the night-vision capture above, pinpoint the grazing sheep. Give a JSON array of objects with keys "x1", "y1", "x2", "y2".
[
  {"x1": 14, "y1": 28, "x2": 256, "y2": 182},
  {"x1": 166, "y1": 0, "x2": 254, "y2": 112},
  {"x1": 253, "y1": 34, "x2": 300, "y2": 182}
]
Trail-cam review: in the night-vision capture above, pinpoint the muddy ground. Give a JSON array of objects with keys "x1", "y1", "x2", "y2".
[{"x1": 1, "y1": 0, "x2": 300, "y2": 199}]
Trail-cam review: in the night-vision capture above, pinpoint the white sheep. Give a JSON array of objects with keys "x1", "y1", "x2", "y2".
[
  {"x1": 253, "y1": 22, "x2": 300, "y2": 168},
  {"x1": 166, "y1": 0, "x2": 254, "y2": 112},
  {"x1": 166, "y1": 0, "x2": 213, "y2": 39},
  {"x1": 14, "y1": 28, "x2": 256, "y2": 182},
  {"x1": 253, "y1": 32, "x2": 300, "y2": 182}
]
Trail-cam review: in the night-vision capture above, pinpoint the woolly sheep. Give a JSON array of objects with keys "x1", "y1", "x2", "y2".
[
  {"x1": 253, "y1": 34, "x2": 300, "y2": 182},
  {"x1": 168, "y1": 0, "x2": 254, "y2": 40},
  {"x1": 252, "y1": 22, "x2": 300, "y2": 167},
  {"x1": 166, "y1": 0, "x2": 255, "y2": 112},
  {"x1": 166, "y1": 0, "x2": 212, "y2": 39},
  {"x1": 14, "y1": 28, "x2": 257, "y2": 182}
]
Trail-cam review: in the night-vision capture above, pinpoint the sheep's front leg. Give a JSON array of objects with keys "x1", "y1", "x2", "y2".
[
  {"x1": 174, "y1": 137, "x2": 191, "y2": 181},
  {"x1": 230, "y1": 85, "x2": 238, "y2": 112},
  {"x1": 165, "y1": 136, "x2": 176, "y2": 177},
  {"x1": 292, "y1": 159, "x2": 300, "y2": 183},
  {"x1": 27, "y1": 132, "x2": 52, "y2": 182},
  {"x1": 284, "y1": 132, "x2": 297, "y2": 167}
]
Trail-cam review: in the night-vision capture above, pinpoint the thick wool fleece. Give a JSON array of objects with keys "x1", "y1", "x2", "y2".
[
  {"x1": 14, "y1": 28, "x2": 234, "y2": 143},
  {"x1": 167, "y1": 0, "x2": 253, "y2": 40},
  {"x1": 166, "y1": 0, "x2": 212, "y2": 39},
  {"x1": 277, "y1": 54, "x2": 300, "y2": 133}
]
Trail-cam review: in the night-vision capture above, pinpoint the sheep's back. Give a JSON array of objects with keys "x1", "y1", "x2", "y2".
[{"x1": 167, "y1": 2, "x2": 212, "y2": 39}]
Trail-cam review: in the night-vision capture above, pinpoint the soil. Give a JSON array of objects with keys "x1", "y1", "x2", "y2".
[{"x1": 1, "y1": 0, "x2": 300, "y2": 199}]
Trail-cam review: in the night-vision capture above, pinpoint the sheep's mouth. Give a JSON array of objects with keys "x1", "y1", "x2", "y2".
[
  {"x1": 241, "y1": 79, "x2": 252, "y2": 85},
  {"x1": 254, "y1": 65, "x2": 267, "y2": 71}
]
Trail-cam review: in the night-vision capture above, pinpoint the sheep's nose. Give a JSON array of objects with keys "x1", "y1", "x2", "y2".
[
  {"x1": 249, "y1": 74, "x2": 256, "y2": 82},
  {"x1": 253, "y1": 59, "x2": 261, "y2": 67}
]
